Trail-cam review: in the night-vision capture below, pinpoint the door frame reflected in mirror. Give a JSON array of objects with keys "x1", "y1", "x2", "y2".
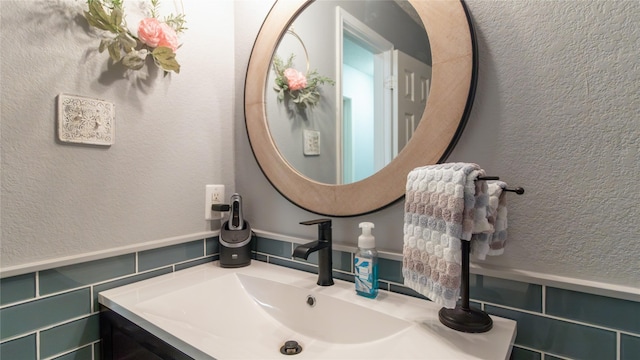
[{"x1": 337, "y1": 6, "x2": 395, "y2": 184}]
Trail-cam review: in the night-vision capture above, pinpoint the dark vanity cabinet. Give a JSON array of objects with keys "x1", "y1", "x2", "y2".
[{"x1": 100, "y1": 308, "x2": 194, "y2": 360}]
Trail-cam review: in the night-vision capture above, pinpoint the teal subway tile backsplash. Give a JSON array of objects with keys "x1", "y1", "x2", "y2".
[
  {"x1": 1, "y1": 235, "x2": 638, "y2": 360},
  {"x1": 0, "y1": 273, "x2": 35, "y2": 306},
  {"x1": 0, "y1": 334, "x2": 36, "y2": 360},
  {"x1": 51, "y1": 345, "x2": 93, "y2": 360},
  {"x1": 620, "y1": 334, "x2": 640, "y2": 360},
  {"x1": 40, "y1": 314, "x2": 100, "y2": 359},
  {"x1": 510, "y1": 346, "x2": 541, "y2": 360},
  {"x1": 39, "y1": 254, "x2": 135, "y2": 295},
  {"x1": 138, "y1": 240, "x2": 204, "y2": 271},
  {"x1": 332, "y1": 250, "x2": 351, "y2": 272},
  {"x1": 621, "y1": 334, "x2": 640, "y2": 360},
  {"x1": 254, "y1": 252, "x2": 268, "y2": 262},
  {"x1": 333, "y1": 271, "x2": 355, "y2": 283},
  {"x1": 268, "y1": 256, "x2": 317, "y2": 274},
  {"x1": 546, "y1": 287, "x2": 640, "y2": 333},
  {"x1": 470, "y1": 274, "x2": 542, "y2": 312},
  {"x1": 304, "y1": 250, "x2": 351, "y2": 272},
  {"x1": 205, "y1": 236, "x2": 220, "y2": 255},
  {"x1": 0, "y1": 288, "x2": 91, "y2": 339},
  {"x1": 378, "y1": 257, "x2": 403, "y2": 283},
  {"x1": 0, "y1": 236, "x2": 213, "y2": 359},
  {"x1": 544, "y1": 355, "x2": 566, "y2": 360},
  {"x1": 486, "y1": 305, "x2": 617, "y2": 360},
  {"x1": 175, "y1": 255, "x2": 219, "y2": 272},
  {"x1": 255, "y1": 236, "x2": 291, "y2": 258}
]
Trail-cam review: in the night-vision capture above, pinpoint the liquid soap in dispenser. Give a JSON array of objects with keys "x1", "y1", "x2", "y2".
[{"x1": 354, "y1": 222, "x2": 378, "y2": 298}]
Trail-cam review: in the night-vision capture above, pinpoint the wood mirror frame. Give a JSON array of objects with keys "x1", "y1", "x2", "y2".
[{"x1": 245, "y1": 0, "x2": 477, "y2": 217}]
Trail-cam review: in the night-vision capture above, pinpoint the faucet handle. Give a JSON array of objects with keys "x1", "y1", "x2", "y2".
[
  {"x1": 300, "y1": 219, "x2": 332, "y2": 242},
  {"x1": 300, "y1": 218, "x2": 332, "y2": 227}
]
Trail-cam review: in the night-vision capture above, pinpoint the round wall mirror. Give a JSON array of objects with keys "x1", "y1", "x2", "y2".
[{"x1": 245, "y1": 0, "x2": 477, "y2": 217}]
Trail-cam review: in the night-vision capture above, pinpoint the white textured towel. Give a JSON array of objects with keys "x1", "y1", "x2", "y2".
[
  {"x1": 402, "y1": 163, "x2": 489, "y2": 309},
  {"x1": 471, "y1": 181, "x2": 509, "y2": 259}
]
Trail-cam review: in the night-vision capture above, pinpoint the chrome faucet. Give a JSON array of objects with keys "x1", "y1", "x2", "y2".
[{"x1": 292, "y1": 219, "x2": 334, "y2": 286}]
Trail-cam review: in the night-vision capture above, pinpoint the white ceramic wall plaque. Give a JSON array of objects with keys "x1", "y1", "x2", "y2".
[{"x1": 57, "y1": 93, "x2": 115, "y2": 146}]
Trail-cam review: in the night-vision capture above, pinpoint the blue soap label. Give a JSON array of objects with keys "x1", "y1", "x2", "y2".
[{"x1": 355, "y1": 256, "x2": 377, "y2": 297}]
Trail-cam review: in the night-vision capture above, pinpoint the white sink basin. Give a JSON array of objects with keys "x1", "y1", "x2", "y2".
[
  {"x1": 99, "y1": 261, "x2": 516, "y2": 359},
  {"x1": 236, "y1": 273, "x2": 410, "y2": 344},
  {"x1": 135, "y1": 272, "x2": 409, "y2": 345}
]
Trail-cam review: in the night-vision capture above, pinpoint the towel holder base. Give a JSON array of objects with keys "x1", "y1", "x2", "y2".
[
  {"x1": 438, "y1": 306, "x2": 493, "y2": 333},
  {"x1": 438, "y1": 239, "x2": 493, "y2": 333}
]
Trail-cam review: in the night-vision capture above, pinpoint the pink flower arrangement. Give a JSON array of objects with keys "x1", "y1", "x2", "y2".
[
  {"x1": 138, "y1": 18, "x2": 179, "y2": 52},
  {"x1": 83, "y1": 0, "x2": 186, "y2": 74},
  {"x1": 283, "y1": 68, "x2": 308, "y2": 91},
  {"x1": 272, "y1": 54, "x2": 334, "y2": 109}
]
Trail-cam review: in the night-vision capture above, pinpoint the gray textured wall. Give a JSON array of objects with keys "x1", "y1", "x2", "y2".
[
  {"x1": 1, "y1": 1, "x2": 235, "y2": 267},
  {"x1": 235, "y1": 0, "x2": 640, "y2": 288}
]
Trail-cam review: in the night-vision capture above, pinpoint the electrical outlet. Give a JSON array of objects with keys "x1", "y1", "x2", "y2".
[{"x1": 205, "y1": 184, "x2": 225, "y2": 220}]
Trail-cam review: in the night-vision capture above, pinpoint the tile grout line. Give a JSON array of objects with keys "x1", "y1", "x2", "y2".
[
  {"x1": 9, "y1": 266, "x2": 170, "y2": 304},
  {"x1": 0, "y1": 331, "x2": 37, "y2": 345},
  {"x1": 172, "y1": 254, "x2": 217, "y2": 268},
  {"x1": 0, "y1": 296, "x2": 37, "y2": 309},
  {"x1": 350, "y1": 252, "x2": 354, "y2": 273},
  {"x1": 35, "y1": 271, "x2": 41, "y2": 298},
  {"x1": 32, "y1": 312, "x2": 95, "y2": 334},
  {"x1": 36, "y1": 331, "x2": 41, "y2": 360},
  {"x1": 620, "y1": 330, "x2": 640, "y2": 337},
  {"x1": 542, "y1": 351, "x2": 572, "y2": 360},
  {"x1": 40, "y1": 340, "x2": 97, "y2": 360},
  {"x1": 90, "y1": 285, "x2": 96, "y2": 313},
  {"x1": 511, "y1": 344, "x2": 542, "y2": 357},
  {"x1": 616, "y1": 331, "x2": 621, "y2": 360}
]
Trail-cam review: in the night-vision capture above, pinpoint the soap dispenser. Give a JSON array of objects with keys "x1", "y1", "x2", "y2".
[{"x1": 354, "y1": 222, "x2": 378, "y2": 298}]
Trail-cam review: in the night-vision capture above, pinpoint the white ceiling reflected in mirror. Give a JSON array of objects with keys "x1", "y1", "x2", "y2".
[
  {"x1": 245, "y1": 0, "x2": 477, "y2": 216},
  {"x1": 266, "y1": 0, "x2": 431, "y2": 185}
]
